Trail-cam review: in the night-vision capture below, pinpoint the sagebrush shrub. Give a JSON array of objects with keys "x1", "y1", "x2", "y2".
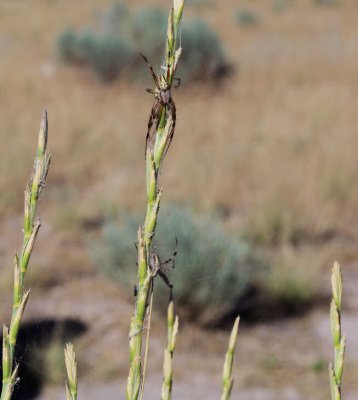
[
  {"x1": 235, "y1": 8, "x2": 260, "y2": 26},
  {"x1": 178, "y1": 19, "x2": 228, "y2": 81},
  {"x1": 87, "y1": 35, "x2": 134, "y2": 81},
  {"x1": 91, "y1": 206, "x2": 264, "y2": 326},
  {"x1": 57, "y1": 29, "x2": 81, "y2": 64},
  {"x1": 313, "y1": 0, "x2": 339, "y2": 6},
  {"x1": 131, "y1": 7, "x2": 167, "y2": 55},
  {"x1": 56, "y1": 2, "x2": 228, "y2": 83}
]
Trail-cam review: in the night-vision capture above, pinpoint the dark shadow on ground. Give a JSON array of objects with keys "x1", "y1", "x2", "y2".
[
  {"x1": 206, "y1": 284, "x2": 329, "y2": 330},
  {"x1": 0, "y1": 318, "x2": 87, "y2": 400}
]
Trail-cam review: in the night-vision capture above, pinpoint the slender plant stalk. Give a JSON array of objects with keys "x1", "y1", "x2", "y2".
[
  {"x1": 161, "y1": 301, "x2": 179, "y2": 400},
  {"x1": 139, "y1": 291, "x2": 154, "y2": 400},
  {"x1": 220, "y1": 317, "x2": 240, "y2": 400},
  {"x1": 329, "y1": 262, "x2": 346, "y2": 400},
  {"x1": 126, "y1": 2, "x2": 184, "y2": 400},
  {"x1": 1, "y1": 111, "x2": 50, "y2": 400},
  {"x1": 64, "y1": 343, "x2": 78, "y2": 400}
]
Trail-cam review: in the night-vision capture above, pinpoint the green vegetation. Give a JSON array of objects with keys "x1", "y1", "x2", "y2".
[
  {"x1": 313, "y1": 0, "x2": 339, "y2": 6},
  {"x1": 261, "y1": 355, "x2": 279, "y2": 371},
  {"x1": 57, "y1": 28, "x2": 133, "y2": 81},
  {"x1": 235, "y1": 8, "x2": 260, "y2": 27},
  {"x1": 220, "y1": 317, "x2": 240, "y2": 400},
  {"x1": 242, "y1": 199, "x2": 303, "y2": 246},
  {"x1": 310, "y1": 358, "x2": 325, "y2": 374},
  {"x1": 272, "y1": 0, "x2": 293, "y2": 13},
  {"x1": 124, "y1": 3, "x2": 184, "y2": 398},
  {"x1": 161, "y1": 301, "x2": 179, "y2": 400},
  {"x1": 1, "y1": 112, "x2": 50, "y2": 399},
  {"x1": 262, "y1": 259, "x2": 317, "y2": 311},
  {"x1": 329, "y1": 262, "x2": 345, "y2": 400},
  {"x1": 64, "y1": 343, "x2": 78, "y2": 400},
  {"x1": 179, "y1": 19, "x2": 228, "y2": 81},
  {"x1": 56, "y1": 2, "x2": 228, "y2": 83},
  {"x1": 0, "y1": 1, "x2": 352, "y2": 400},
  {"x1": 91, "y1": 206, "x2": 264, "y2": 326}
]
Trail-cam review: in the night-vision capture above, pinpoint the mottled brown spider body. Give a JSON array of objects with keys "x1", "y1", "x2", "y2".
[
  {"x1": 160, "y1": 89, "x2": 171, "y2": 104},
  {"x1": 140, "y1": 53, "x2": 179, "y2": 157}
]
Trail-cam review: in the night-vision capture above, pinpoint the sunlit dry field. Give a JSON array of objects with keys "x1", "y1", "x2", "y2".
[{"x1": 0, "y1": 0, "x2": 358, "y2": 399}]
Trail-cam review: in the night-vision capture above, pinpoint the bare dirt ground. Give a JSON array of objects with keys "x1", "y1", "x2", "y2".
[{"x1": 25, "y1": 261, "x2": 357, "y2": 400}]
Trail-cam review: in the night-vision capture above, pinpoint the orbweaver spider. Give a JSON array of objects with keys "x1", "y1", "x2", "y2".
[
  {"x1": 140, "y1": 53, "x2": 180, "y2": 157},
  {"x1": 134, "y1": 238, "x2": 178, "y2": 297},
  {"x1": 148, "y1": 238, "x2": 178, "y2": 290}
]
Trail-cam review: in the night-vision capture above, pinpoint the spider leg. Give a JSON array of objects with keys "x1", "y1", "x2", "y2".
[
  {"x1": 140, "y1": 53, "x2": 160, "y2": 89},
  {"x1": 146, "y1": 88, "x2": 156, "y2": 95},
  {"x1": 160, "y1": 257, "x2": 176, "y2": 271},
  {"x1": 146, "y1": 100, "x2": 161, "y2": 156},
  {"x1": 160, "y1": 240, "x2": 178, "y2": 269},
  {"x1": 163, "y1": 98, "x2": 176, "y2": 159},
  {"x1": 158, "y1": 239, "x2": 178, "y2": 273},
  {"x1": 161, "y1": 257, "x2": 175, "y2": 266},
  {"x1": 158, "y1": 269, "x2": 173, "y2": 289}
]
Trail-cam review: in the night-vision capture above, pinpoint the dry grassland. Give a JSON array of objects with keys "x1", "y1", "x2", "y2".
[{"x1": 0, "y1": 0, "x2": 357, "y2": 398}]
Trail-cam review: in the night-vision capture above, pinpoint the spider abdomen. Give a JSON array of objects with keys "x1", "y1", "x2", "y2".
[{"x1": 159, "y1": 89, "x2": 171, "y2": 105}]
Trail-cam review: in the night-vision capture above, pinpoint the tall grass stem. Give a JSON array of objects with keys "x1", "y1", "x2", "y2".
[
  {"x1": 1, "y1": 111, "x2": 50, "y2": 400},
  {"x1": 161, "y1": 301, "x2": 179, "y2": 400},
  {"x1": 329, "y1": 262, "x2": 345, "y2": 400},
  {"x1": 126, "y1": 2, "x2": 184, "y2": 400}
]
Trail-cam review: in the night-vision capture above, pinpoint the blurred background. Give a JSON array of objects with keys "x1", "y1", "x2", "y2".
[{"x1": 0, "y1": 0, "x2": 357, "y2": 399}]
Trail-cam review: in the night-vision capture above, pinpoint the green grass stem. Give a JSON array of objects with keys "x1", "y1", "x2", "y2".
[
  {"x1": 220, "y1": 317, "x2": 240, "y2": 400},
  {"x1": 1, "y1": 111, "x2": 50, "y2": 400},
  {"x1": 161, "y1": 301, "x2": 179, "y2": 400},
  {"x1": 126, "y1": 2, "x2": 184, "y2": 400},
  {"x1": 64, "y1": 343, "x2": 78, "y2": 400},
  {"x1": 329, "y1": 262, "x2": 346, "y2": 400}
]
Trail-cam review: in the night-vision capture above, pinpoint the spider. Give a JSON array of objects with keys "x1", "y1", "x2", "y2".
[
  {"x1": 140, "y1": 53, "x2": 180, "y2": 157},
  {"x1": 134, "y1": 238, "x2": 178, "y2": 297}
]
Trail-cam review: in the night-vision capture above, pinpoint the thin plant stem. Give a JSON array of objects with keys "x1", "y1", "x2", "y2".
[
  {"x1": 329, "y1": 262, "x2": 346, "y2": 400},
  {"x1": 161, "y1": 301, "x2": 179, "y2": 400},
  {"x1": 64, "y1": 343, "x2": 78, "y2": 400},
  {"x1": 126, "y1": 2, "x2": 184, "y2": 400},
  {"x1": 139, "y1": 291, "x2": 154, "y2": 400},
  {"x1": 1, "y1": 111, "x2": 50, "y2": 400},
  {"x1": 220, "y1": 317, "x2": 240, "y2": 400}
]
